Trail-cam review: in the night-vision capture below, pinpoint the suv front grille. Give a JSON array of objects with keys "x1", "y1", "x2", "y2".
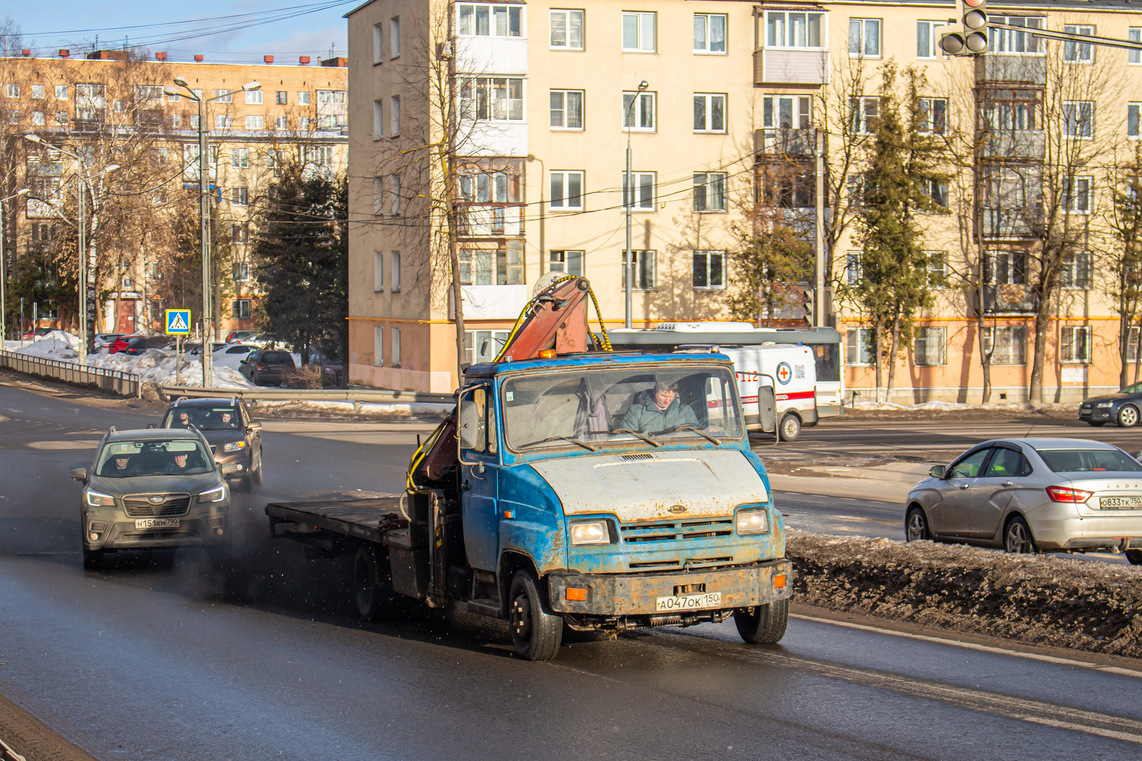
[
  {"x1": 620, "y1": 517, "x2": 735, "y2": 544},
  {"x1": 123, "y1": 493, "x2": 192, "y2": 517}
]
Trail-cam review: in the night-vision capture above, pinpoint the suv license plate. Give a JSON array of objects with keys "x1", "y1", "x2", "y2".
[
  {"x1": 135, "y1": 518, "x2": 180, "y2": 529},
  {"x1": 655, "y1": 592, "x2": 722, "y2": 612},
  {"x1": 1100, "y1": 496, "x2": 1142, "y2": 509}
]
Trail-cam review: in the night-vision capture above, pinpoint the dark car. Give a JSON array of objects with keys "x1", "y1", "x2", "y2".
[
  {"x1": 160, "y1": 397, "x2": 263, "y2": 489},
  {"x1": 109, "y1": 335, "x2": 170, "y2": 355},
  {"x1": 239, "y1": 349, "x2": 296, "y2": 386},
  {"x1": 1079, "y1": 382, "x2": 1142, "y2": 427},
  {"x1": 70, "y1": 427, "x2": 232, "y2": 570},
  {"x1": 22, "y1": 326, "x2": 54, "y2": 339}
]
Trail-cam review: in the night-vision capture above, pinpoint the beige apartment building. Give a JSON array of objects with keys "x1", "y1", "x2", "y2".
[
  {"x1": 346, "y1": 0, "x2": 1142, "y2": 403},
  {"x1": 0, "y1": 51, "x2": 347, "y2": 338}
]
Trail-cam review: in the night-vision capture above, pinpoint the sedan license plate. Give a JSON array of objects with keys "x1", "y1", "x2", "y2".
[
  {"x1": 655, "y1": 591, "x2": 721, "y2": 612},
  {"x1": 1100, "y1": 496, "x2": 1142, "y2": 510},
  {"x1": 135, "y1": 517, "x2": 180, "y2": 530}
]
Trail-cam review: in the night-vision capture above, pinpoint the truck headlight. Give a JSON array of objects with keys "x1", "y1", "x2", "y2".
[
  {"x1": 198, "y1": 485, "x2": 227, "y2": 504},
  {"x1": 223, "y1": 441, "x2": 246, "y2": 452},
  {"x1": 84, "y1": 489, "x2": 116, "y2": 507},
  {"x1": 570, "y1": 520, "x2": 612, "y2": 546},
  {"x1": 736, "y1": 508, "x2": 770, "y2": 535}
]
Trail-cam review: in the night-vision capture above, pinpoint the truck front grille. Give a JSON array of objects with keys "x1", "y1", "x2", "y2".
[
  {"x1": 123, "y1": 494, "x2": 192, "y2": 517},
  {"x1": 621, "y1": 518, "x2": 734, "y2": 544}
]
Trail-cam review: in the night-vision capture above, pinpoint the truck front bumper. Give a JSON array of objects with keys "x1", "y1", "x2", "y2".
[{"x1": 546, "y1": 559, "x2": 793, "y2": 617}]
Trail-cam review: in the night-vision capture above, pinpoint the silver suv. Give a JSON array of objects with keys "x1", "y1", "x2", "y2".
[{"x1": 71, "y1": 428, "x2": 232, "y2": 570}]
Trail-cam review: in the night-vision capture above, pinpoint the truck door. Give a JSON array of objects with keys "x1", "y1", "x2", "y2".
[{"x1": 458, "y1": 385, "x2": 500, "y2": 572}]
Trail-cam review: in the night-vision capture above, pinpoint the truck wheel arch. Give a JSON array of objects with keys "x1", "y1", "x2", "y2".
[{"x1": 498, "y1": 551, "x2": 540, "y2": 611}]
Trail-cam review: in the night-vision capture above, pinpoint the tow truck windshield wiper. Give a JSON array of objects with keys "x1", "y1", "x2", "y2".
[
  {"x1": 518, "y1": 435, "x2": 597, "y2": 452},
  {"x1": 650, "y1": 425, "x2": 720, "y2": 444},
  {"x1": 610, "y1": 428, "x2": 661, "y2": 447}
]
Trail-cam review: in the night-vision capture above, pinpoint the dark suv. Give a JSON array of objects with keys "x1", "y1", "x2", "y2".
[
  {"x1": 160, "y1": 397, "x2": 263, "y2": 489},
  {"x1": 239, "y1": 349, "x2": 296, "y2": 386}
]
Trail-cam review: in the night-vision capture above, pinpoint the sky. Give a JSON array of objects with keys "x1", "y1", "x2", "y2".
[{"x1": 3, "y1": 1, "x2": 356, "y2": 65}]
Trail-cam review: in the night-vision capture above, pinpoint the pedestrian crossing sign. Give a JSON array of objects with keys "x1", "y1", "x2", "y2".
[{"x1": 165, "y1": 309, "x2": 191, "y2": 336}]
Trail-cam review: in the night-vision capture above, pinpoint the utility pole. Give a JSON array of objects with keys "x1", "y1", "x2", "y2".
[{"x1": 814, "y1": 128, "x2": 826, "y2": 327}]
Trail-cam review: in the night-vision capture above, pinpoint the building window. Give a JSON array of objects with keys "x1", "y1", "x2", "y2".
[
  {"x1": 5, "y1": 84, "x2": 19, "y2": 98},
  {"x1": 390, "y1": 95, "x2": 400, "y2": 136},
  {"x1": 1063, "y1": 176, "x2": 1092, "y2": 214},
  {"x1": 1064, "y1": 101, "x2": 1094, "y2": 138},
  {"x1": 389, "y1": 174, "x2": 402, "y2": 215},
  {"x1": 245, "y1": 115, "x2": 263, "y2": 130},
  {"x1": 763, "y1": 94, "x2": 812, "y2": 131},
  {"x1": 374, "y1": 252, "x2": 384, "y2": 291},
  {"x1": 925, "y1": 252, "x2": 949, "y2": 287},
  {"x1": 373, "y1": 99, "x2": 383, "y2": 139},
  {"x1": 31, "y1": 84, "x2": 45, "y2": 99},
  {"x1": 845, "y1": 252, "x2": 863, "y2": 284},
  {"x1": 693, "y1": 93, "x2": 726, "y2": 132},
  {"x1": 922, "y1": 178, "x2": 949, "y2": 210},
  {"x1": 55, "y1": 85, "x2": 68, "y2": 99},
  {"x1": 694, "y1": 13, "x2": 726, "y2": 54},
  {"x1": 622, "y1": 250, "x2": 656, "y2": 290},
  {"x1": 276, "y1": 115, "x2": 287, "y2": 130},
  {"x1": 391, "y1": 252, "x2": 401, "y2": 292},
  {"x1": 919, "y1": 97, "x2": 947, "y2": 134},
  {"x1": 1061, "y1": 325, "x2": 1092, "y2": 363},
  {"x1": 1064, "y1": 25, "x2": 1095, "y2": 63},
  {"x1": 374, "y1": 177, "x2": 384, "y2": 215},
  {"x1": 460, "y1": 77, "x2": 524, "y2": 121},
  {"x1": 459, "y1": 245, "x2": 524, "y2": 286},
  {"x1": 851, "y1": 97, "x2": 879, "y2": 134},
  {"x1": 231, "y1": 187, "x2": 249, "y2": 205},
  {"x1": 550, "y1": 9, "x2": 585, "y2": 50},
  {"x1": 917, "y1": 20, "x2": 947, "y2": 59},
  {"x1": 392, "y1": 327, "x2": 401, "y2": 368},
  {"x1": 170, "y1": 113, "x2": 181, "y2": 128},
  {"x1": 1132, "y1": 28, "x2": 1142, "y2": 65},
  {"x1": 986, "y1": 251, "x2": 1027, "y2": 285},
  {"x1": 390, "y1": 16, "x2": 401, "y2": 58},
  {"x1": 373, "y1": 23, "x2": 384, "y2": 63},
  {"x1": 458, "y1": 3, "x2": 522, "y2": 37},
  {"x1": 550, "y1": 89, "x2": 584, "y2": 129},
  {"x1": 232, "y1": 148, "x2": 250, "y2": 168},
  {"x1": 31, "y1": 111, "x2": 45, "y2": 126},
  {"x1": 298, "y1": 91, "x2": 310, "y2": 105},
  {"x1": 298, "y1": 116, "x2": 311, "y2": 131},
  {"x1": 913, "y1": 327, "x2": 946, "y2": 366},
  {"x1": 275, "y1": 90, "x2": 287, "y2": 106},
  {"x1": 765, "y1": 11, "x2": 824, "y2": 48},
  {"x1": 693, "y1": 172, "x2": 726, "y2": 211},
  {"x1": 213, "y1": 89, "x2": 232, "y2": 103},
  {"x1": 235, "y1": 262, "x2": 250, "y2": 282},
  {"x1": 245, "y1": 90, "x2": 263, "y2": 104},
  {"x1": 991, "y1": 15, "x2": 1044, "y2": 54},
  {"x1": 623, "y1": 171, "x2": 655, "y2": 211},
  {"x1": 56, "y1": 111, "x2": 68, "y2": 124},
  {"x1": 693, "y1": 251, "x2": 725, "y2": 290},
  {"x1": 1060, "y1": 252, "x2": 1093, "y2": 289},
  {"x1": 1130, "y1": 103, "x2": 1142, "y2": 138},
  {"x1": 984, "y1": 326, "x2": 1026, "y2": 365},
  {"x1": 622, "y1": 90, "x2": 655, "y2": 130},
  {"x1": 374, "y1": 326, "x2": 384, "y2": 366},
  {"x1": 849, "y1": 18, "x2": 881, "y2": 57},
  {"x1": 846, "y1": 328, "x2": 874, "y2": 366},
  {"x1": 233, "y1": 299, "x2": 251, "y2": 320},
  {"x1": 214, "y1": 114, "x2": 232, "y2": 130},
  {"x1": 622, "y1": 11, "x2": 656, "y2": 52},
  {"x1": 549, "y1": 250, "x2": 584, "y2": 276},
  {"x1": 550, "y1": 170, "x2": 584, "y2": 210},
  {"x1": 168, "y1": 92, "x2": 180, "y2": 102}
]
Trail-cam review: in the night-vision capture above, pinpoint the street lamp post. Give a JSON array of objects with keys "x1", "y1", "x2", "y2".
[
  {"x1": 624, "y1": 81, "x2": 648, "y2": 330},
  {"x1": 166, "y1": 77, "x2": 260, "y2": 388},
  {"x1": 0, "y1": 188, "x2": 31, "y2": 343},
  {"x1": 24, "y1": 134, "x2": 118, "y2": 364}
]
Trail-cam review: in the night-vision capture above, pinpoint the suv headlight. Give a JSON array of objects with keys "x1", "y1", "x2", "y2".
[
  {"x1": 198, "y1": 485, "x2": 227, "y2": 504},
  {"x1": 569, "y1": 520, "x2": 612, "y2": 546},
  {"x1": 84, "y1": 489, "x2": 116, "y2": 507},
  {"x1": 223, "y1": 441, "x2": 247, "y2": 452},
  {"x1": 736, "y1": 507, "x2": 770, "y2": 535}
]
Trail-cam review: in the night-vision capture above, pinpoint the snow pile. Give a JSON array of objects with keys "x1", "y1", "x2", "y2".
[
  {"x1": 789, "y1": 530, "x2": 1142, "y2": 657},
  {"x1": 6, "y1": 330, "x2": 81, "y2": 359}
]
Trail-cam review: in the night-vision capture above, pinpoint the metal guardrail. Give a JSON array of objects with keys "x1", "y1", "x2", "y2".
[
  {"x1": 159, "y1": 385, "x2": 454, "y2": 407},
  {"x1": 0, "y1": 737, "x2": 26, "y2": 761},
  {"x1": 0, "y1": 350, "x2": 140, "y2": 397}
]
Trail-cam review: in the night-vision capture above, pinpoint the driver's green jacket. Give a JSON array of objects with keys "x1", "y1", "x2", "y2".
[{"x1": 619, "y1": 391, "x2": 699, "y2": 433}]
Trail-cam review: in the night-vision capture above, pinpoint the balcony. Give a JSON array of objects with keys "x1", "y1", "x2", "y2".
[
  {"x1": 983, "y1": 208, "x2": 1041, "y2": 239},
  {"x1": 450, "y1": 284, "x2": 530, "y2": 320},
  {"x1": 981, "y1": 130, "x2": 1046, "y2": 160},
  {"x1": 754, "y1": 128, "x2": 815, "y2": 156},
  {"x1": 984, "y1": 284, "x2": 1038, "y2": 314},
  {"x1": 754, "y1": 49, "x2": 828, "y2": 86},
  {"x1": 976, "y1": 55, "x2": 1046, "y2": 86}
]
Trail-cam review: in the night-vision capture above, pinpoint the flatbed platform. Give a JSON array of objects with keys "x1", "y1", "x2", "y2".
[{"x1": 266, "y1": 496, "x2": 406, "y2": 544}]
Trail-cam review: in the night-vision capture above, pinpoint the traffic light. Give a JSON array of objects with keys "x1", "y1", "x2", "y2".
[{"x1": 939, "y1": 0, "x2": 988, "y2": 56}]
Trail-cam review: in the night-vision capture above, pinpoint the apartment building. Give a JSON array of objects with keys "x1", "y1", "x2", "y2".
[
  {"x1": 346, "y1": 0, "x2": 1142, "y2": 402},
  {"x1": 0, "y1": 51, "x2": 347, "y2": 338}
]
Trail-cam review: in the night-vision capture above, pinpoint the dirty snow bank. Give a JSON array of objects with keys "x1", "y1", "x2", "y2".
[{"x1": 789, "y1": 531, "x2": 1142, "y2": 658}]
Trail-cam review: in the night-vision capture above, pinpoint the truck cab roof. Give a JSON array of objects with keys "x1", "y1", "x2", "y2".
[{"x1": 463, "y1": 350, "x2": 732, "y2": 381}]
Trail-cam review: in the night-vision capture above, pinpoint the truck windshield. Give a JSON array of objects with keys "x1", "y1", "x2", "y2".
[{"x1": 502, "y1": 365, "x2": 743, "y2": 452}]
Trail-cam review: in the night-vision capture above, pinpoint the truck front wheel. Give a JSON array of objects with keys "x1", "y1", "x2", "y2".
[
  {"x1": 734, "y1": 599, "x2": 789, "y2": 645},
  {"x1": 353, "y1": 543, "x2": 395, "y2": 621},
  {"x1": 778, "y1": 414, "x2": 801, "y2": 442},
  {"x1": 508, "y1": 570, "x2": 563, "y2": 661}
]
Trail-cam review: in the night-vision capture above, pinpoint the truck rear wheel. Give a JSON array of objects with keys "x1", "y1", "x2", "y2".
[
  {"x1": 353, "y1": 543, "x2": 395, "y2": 621},
  {"x1": 734, "y1": 599, "x2": 789, "y2": 645},
  {"x1": 508, "y1": 570, "x2": 562, "y2": 661}
]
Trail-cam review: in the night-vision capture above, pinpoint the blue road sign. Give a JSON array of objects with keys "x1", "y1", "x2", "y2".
[{"x1": 165, "y1": 309, "x2": 191, "y2": 336}]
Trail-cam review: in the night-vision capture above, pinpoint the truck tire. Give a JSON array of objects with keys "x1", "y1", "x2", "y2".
[
  {"x1": 508, "y1": 570, "x2": 563, "y2": 661},
  {"x1": 778, "y1": 414, "x2": 801, "y2": 442},
  {"x1": 734, "y1": 598, "x2": 789, "y2": 645},
  {"x1": 353, "y1": 543, "x2": 395, "y2": 621}
]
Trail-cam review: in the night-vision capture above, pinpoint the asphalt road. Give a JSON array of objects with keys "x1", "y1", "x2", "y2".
[{"x1": 2, "y1": 378, "x2": 1141, "y2": 760}]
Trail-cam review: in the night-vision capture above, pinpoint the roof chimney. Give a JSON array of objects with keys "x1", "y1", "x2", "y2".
[
  {"x1": 156, "y1": 52, "x2": 167, "y2": 61},
  {"x1": 299, "y1": 55, "x2": 310, "y2": 65},
  {"x1": 194, "y1": 54, "x2": 204, "y2": 62},
  {"x1": 21, "y1": 49, "x2": 31, "y2": 57},
  {"x1": 264, "y1": 55, "x2": 274, "y2": 65},
  {"x1": 321, "y1": 56, "x2": 348, "y2": 67},
  {"x1": 59, "y1": 49, "x2": 70, "y2": 58}
]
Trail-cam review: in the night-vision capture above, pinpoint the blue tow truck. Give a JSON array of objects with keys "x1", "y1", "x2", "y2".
[{"x1": 265, "y1": 278, "x2": 792, "y2": 660}]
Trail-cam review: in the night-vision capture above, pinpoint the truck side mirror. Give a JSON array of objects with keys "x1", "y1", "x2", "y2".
[{"x1": 757, "y1": 385, "x2": 777, "y2": 435}]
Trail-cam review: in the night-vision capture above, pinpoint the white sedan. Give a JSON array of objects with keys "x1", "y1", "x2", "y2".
[{"x1": 211, "y1": 343, "x2": 259, "y2": 371}]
